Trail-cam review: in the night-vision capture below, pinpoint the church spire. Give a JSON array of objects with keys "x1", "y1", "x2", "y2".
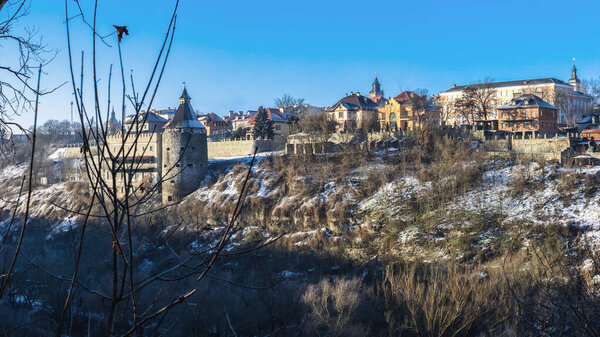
[
  {"x1": 369, "y1": 73, "x2": 384, "y2": 99},
  {"x1": 569, "y1": 58, "x2": 581, "y2": 92}
]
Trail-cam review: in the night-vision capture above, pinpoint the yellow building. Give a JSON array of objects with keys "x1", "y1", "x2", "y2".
[{"x1": 379, "y1": 91, "x2": 440, "y2": 131}]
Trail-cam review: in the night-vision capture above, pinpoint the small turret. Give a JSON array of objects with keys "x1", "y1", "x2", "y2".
[{"x1": 569, "y1": 63, "x2": 581, "y2": 92}]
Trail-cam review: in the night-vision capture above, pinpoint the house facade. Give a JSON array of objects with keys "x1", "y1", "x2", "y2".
[
  {"x1": 246, "y1": 108, "x2": 289, "y2": 142},
  {"x1": 378, "y1": 91, "x2": 440, "y2": 131},
  {"x1": 438, "y1": 66, "x2": 592, "y2": 127},
  {"x1": 198, "y1": 113, "x2": 228, "y2": 138},
  {"x1": 328, "y1": 92, "x2": 379, "y2": 132},
  {"x1": 497, "y1": 94, "x2": 558, "y2": 132}
]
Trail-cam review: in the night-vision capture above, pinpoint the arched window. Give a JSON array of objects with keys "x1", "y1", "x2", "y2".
[{"x1": 389, "y1": 113, "x2": 396, "y2": 121}]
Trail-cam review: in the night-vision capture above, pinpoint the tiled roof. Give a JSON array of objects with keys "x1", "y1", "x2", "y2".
[
  {"x1": 126, "y1": 111, "x2": 168, "y2": 124},
  {"x1": 248, "y1": 108, "x2": 287, "y2": 124},
  {"x1": 497, "y1": 94, "x2": 557, "y2": 110},
  {"x1": 332, "y1": 93, "x2": 379, "y2": 111},
  {"x1": 197, "y1": 113, "x2": 225, "y2": 123},
  {"x1": 442, "y1": 78, "x2": 570, "y2": 93}
]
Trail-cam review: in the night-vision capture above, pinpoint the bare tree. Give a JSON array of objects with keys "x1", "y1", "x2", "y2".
[
  {"x1": 454, "y1": 91, "x2": 479, "y2": 125},
  {"x1": 50, "y1": 1, "x2": 267, "y2": 335},
  {"x1": 274, "y1": 94, "x2": 304, "y2": 110},
  {"x1": 581, "y1": 78, "x2": 600, "y2": 105},
  {"x1": 456, "y1": 78, "x2": 496, "y2": 123},
  {"x1": 0, "y1": 0, "x2": 56, "y2": 142}
]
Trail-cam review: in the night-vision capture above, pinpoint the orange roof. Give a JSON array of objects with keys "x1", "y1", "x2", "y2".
[{"x1": 248, "y1": 108, "x2": 286, "y2": 124}]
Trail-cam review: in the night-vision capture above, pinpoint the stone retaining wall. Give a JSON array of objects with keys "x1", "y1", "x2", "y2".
[{"x1": 207, "y1": 139, "x2": 282, "y2": 158}]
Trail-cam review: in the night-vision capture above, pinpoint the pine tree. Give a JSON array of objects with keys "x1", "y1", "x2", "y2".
[{"x1": 253, "y1": 106, "x2": 274, "y2": 140}]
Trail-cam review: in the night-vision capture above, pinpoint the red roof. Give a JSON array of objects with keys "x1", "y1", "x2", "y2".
[
  {"x1": 370, "y1": 96, "x2": 387, "y2": 104},
  {"x1": 248, "y1": 108, "x2": 286, "y2": 124}
]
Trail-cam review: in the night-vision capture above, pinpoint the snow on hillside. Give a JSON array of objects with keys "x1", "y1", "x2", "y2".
[
  {"x1": 449, "y1": 162, "x2": 600, "y2": 228},
  {"x1": 48, "y1": 147, "x2": 67, "y2": 160}
]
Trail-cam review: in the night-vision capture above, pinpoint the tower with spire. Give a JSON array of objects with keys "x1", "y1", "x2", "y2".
[
  {"x1": 107, "y1": 107, "x2": 121, "y2": 135},
  {"x1": 369, "y1": 73, "x2": 384, "y2": 99},
  {"x1": 569, "y1": 61, "x2": 581, "y2": 92},
  {"x1": 161, "y1": 86, "x2": 208, "y2": 204}
]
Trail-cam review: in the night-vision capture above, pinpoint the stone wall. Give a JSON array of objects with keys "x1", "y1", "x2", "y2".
[
  {"x1": 161, "y1": 130, "x2": 208, "y2": 204},
  {"x1": 207, "y1": 139, "x2": 281, "y2": 158},
  {"x1": 510, "y1": 137, "x2": 571, "y2": 158},
  {"x1": 482, "y1": 134, "x2": 571, "y2": 161}
]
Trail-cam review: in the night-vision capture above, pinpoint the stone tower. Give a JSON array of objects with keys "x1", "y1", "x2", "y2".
[
  {"x1": 161, "y1": 87, "x2": 208, "y2": 204},
  {"x1": 369, "y1": 73, "x2": 384, "y2": 99},
  {"x1": 569, "y1": 64, "x2": 581, "y2": 92}
]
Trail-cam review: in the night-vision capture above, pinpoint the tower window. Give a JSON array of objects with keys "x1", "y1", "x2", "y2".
[
  {"x1": 166, "y1": 147, "x2": 170, "y2": 151},
  {"x1": 171, "y1": 180, "x2": 175, "y2": 184},
  {"x1": 187, "y1": 164, "x2": 193, "y2": 167},
  {"x1": 168, "y1": 196, "x2": 172, "y2": 202},
  {"x1": 192, "y1": 147, "x2": 196, "y2": 150},
  {"x1": 180, "y1": 147, "x2": 185, "y2": 152},
  {"x1": 176, "y1": 163, "x2": 180, "y2": 167}
]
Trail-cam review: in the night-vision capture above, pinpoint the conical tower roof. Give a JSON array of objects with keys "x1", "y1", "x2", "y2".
[
  {"x1": 167, "y1": 87, "x2": 205, "y2": 131},
  {"x1": 180, "y1": 87, "x2": 191, "y2": 101}
]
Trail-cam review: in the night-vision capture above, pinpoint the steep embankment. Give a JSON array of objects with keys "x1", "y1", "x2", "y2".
[{"x1": 2, "y1": 153, "x2": 600, "y2": 260}]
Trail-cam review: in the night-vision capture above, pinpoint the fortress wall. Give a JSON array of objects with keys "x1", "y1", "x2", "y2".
[{"x1": 207, "y1": 139, "x2": 281, "y2": 158}]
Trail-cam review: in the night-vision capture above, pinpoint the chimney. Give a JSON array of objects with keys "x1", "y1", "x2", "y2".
[
  {"x1": 452, "y1": 84, "x2": 457, "y2": 88},
  {"x1": 356, "y1": 92, "x2": 361, "y2": 96}
]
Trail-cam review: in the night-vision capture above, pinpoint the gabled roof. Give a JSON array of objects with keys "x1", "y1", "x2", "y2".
[
  {"x1": 126, "y1": 111, "x2": 168, "y2": 124},
  {"x1": 390, "y1": 91, "x2": 438, "y2": 111},
  {"x1": 370, "y1": 96, "x2": 388, "y2": 105},
  {"x1": 497, "y1": 94, "x2": 558, "y2": 110},
  {"x1": 393, "y1": 91, "x2": 422, "y2": 105},
  {"x1": 442, "y1": 78, "x2": 570, "y2": 93},
  {"x1": 332, "y1": 93, "x2": 379, "y2": 111},
  {"x1": 248, "y1": 108, "x2": 287, "y2": 124},
  {"x1": 197, "y1": 113, "x2": 225, "y2": 123}
]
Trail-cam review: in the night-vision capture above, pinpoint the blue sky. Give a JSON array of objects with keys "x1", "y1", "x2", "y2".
[{"x1": 5, "y1": 0, "x2": 600, "y2": 127}]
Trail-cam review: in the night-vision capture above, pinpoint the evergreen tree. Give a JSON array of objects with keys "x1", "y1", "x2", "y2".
[{"x1": 253, "y1": 106, "x2": 274, "y2": 140}]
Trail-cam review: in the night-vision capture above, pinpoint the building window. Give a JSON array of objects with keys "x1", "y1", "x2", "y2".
[
  {"x1": 187, "y1": 163, "x2": 193, "y2": 167},
  {"x1": 168, "y1": 196, "x2": 172, "y2": 202},
  {"x1": 166, "y1": 147, "x2": 170, "y2": 151},
  {"x1": 150, "y1": 146, "x2": 153, "y2": 151},
  {"x1": 170, "y1": 180, "x2": 175, "y2": 184},
  {"x1": 176, "y1": 163, "x2": 180, "y2": 167},
  {"x1": 180, "y1": 147, "x2": 184, "y2": 152},
  {"x1": 338, "y1": 111, "x2": 343, "y2": 119}
]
